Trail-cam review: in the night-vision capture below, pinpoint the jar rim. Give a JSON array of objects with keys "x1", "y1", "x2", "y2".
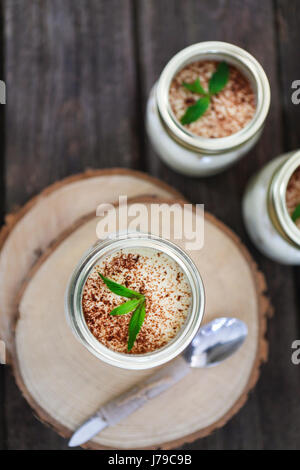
[
  {"x1": 270, "y1": 150, "x2": 300, "y2": 247},
  {"x1": 156, "y1": 41, "x2": 270, "y2": 154},
  {"x1": 65, "y1": 231, "x2": 205, "y2": 370}
]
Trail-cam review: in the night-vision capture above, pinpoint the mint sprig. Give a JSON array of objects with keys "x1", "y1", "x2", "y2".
[
  {"x1": 209, "y1": 62, "x2": 230, "y2": 95},
  {"x1": 98, "y1": 273, "x2": 146, "y2": 351},
  {"x1": 128, "y1": 300, "x2": 146, "y2": 352},
  {"x1": 181, "y1": 96, "x2": 210, "y2": 125},
  {"x1": 110, "y1": 298, "x2": 141, "y2": 316},
  {"x1": 291, "y1": 204, "x2": 300, "y2": 223},
  {"x1": 99, "y1": 273, "x2": 143, "y2": 299},
  {"x1": 180, "y1": 62, "x2": 229, "y2": 125},
  {"x1": 183, "y1": 78, "x2": 207, "y2": 95}
]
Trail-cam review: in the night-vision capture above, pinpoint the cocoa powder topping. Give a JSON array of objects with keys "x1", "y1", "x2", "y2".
[
  {"x1": 82, "y1": 247, "x2": 192, "y2": 354},
  {"x1": 169, "y1": 60, "x2": 256, "y2": 138}
]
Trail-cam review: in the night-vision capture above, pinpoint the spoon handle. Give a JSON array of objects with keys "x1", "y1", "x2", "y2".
[
  {"x1": 69, "y1": 357, "x2": 190, "y2": 446},
  {"x1": 98, "y1": 356, "x2": 190, "y2": 426}
]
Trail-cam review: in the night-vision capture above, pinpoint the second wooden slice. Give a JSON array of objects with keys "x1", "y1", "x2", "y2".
[{"x1": 13, "y1": 198, "x2": 271, "y2": 449}]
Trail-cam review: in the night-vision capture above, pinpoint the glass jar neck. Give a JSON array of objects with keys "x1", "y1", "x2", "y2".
[
  {"x1": 66, "y1": 232, "x2": 205, "y2": 370},
  {"x1": 156, "y1": 41, "x2": 270, "y2": 154},
  {"x1": 268, "y1": 152, "x2": 300, "y2": 248}
]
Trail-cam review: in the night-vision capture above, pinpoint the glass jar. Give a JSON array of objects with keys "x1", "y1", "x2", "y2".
[
  {"x1": 146, "y1": 41, "x2": 270, "y2": 177},
  {"x1": 65, "y1": 232, "x2": 205, "y2": 370},
  {"x1": 242, "y1": 150, "x2": 300, "y2": 264}
]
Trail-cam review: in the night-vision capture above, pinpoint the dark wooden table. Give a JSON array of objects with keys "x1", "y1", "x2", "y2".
[{"x1": 0, "y1": 0, "x2": 300, "y2": 450}]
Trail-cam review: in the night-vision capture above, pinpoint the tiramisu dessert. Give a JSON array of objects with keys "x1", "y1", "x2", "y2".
[
  {"x1": 82, "y1": 247, "x2": 192, "y2": 354},
  {"x1": 286, "y1": 166, "x2": 300, "y2": 229},
  {"x1": 169, "y1": 60, "x2": 256, "y2": 138}
]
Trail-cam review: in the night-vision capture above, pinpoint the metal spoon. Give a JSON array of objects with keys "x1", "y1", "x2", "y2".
[{"x1": 69, "y1": 317, "x2": 247, "y2": 447}]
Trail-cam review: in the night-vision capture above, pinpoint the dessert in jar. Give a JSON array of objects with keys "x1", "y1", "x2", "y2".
[
  {"x1": 83, "y1": 247, "x2": 192, "y2": 354},
  {"x1": 65, "y1": 232, "x2": 204, "y2": 370},
  {"x1": 242, "y1": 150, "x2": 300, "y2": 264},
  {"x1": 146, "y1": 41, "x2": 270, "y2": 177}
]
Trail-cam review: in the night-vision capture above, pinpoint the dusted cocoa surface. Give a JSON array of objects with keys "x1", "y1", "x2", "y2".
[
  {"x1": 169, "y1": 61, "x2": 256, "y2": 138},
  {"x1": 82, "y1": 249, "x2": 191, "y2": 354}
]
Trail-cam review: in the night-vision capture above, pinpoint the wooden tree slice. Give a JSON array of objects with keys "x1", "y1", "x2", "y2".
[
  {"x1": 13, "y1": 198, "x2": 272, "y2": 450},
  {"x1": 0, "y1": 169, "x2": 182, "y2": 357}
]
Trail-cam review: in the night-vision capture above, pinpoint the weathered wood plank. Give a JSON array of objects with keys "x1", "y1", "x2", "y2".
[
  {"x1": 0, "y1": 366, "x2": 5, "y2": 449},
  {"x1": 5, "y1": 0, "x2": 138, "y2": 210},
  {"x1": 0, "y1": 0, "x2": 5, "y2": 451},
  {"x1": 4, "y1": 0, "x2": 137, "y2": 450},
  {"x1": 275, "y1": 0, "x2": 300, "y2": 150},
  {"x1": 136, "y1": 0, "x2": 300, "y2": 449}
]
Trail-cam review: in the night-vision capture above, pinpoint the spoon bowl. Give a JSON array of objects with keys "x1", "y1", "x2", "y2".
[{"x1": 183, "y1": 317, "x2": 248, "y2": 368}]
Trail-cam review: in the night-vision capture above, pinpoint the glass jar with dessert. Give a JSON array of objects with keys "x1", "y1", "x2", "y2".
[
  {"x1": 65, "y1": 232, "x2": 204, "y2": 369},
  {"x1": 242, "y1": 149, "x2": 300, "y2": 264},
  {"x1": 146, "y1": 41, "x2": 270, "y2": 177}
]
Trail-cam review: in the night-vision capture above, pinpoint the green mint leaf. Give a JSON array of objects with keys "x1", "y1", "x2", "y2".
[
  {"x1": 209, "y1": 62, "x2": 229, "y2": 95},
  {"x1": 98, "y1": 273, "x2": 142, "y2": 299},
  {"x1": 128, "y1": 301, "x2": 146, "y2": 351},
  {"x1": 183, "y1": 78, "x2": 206, "y2": 95},
  {"x1": 110, "y1": 298, "x2": 142, "y2": 316},
  {"x1": 180, "y1": 96, "x2": 210, "y2": 125},
  {"x1": 292, "y1": 204, "x2": 300, "y2": 222}
]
